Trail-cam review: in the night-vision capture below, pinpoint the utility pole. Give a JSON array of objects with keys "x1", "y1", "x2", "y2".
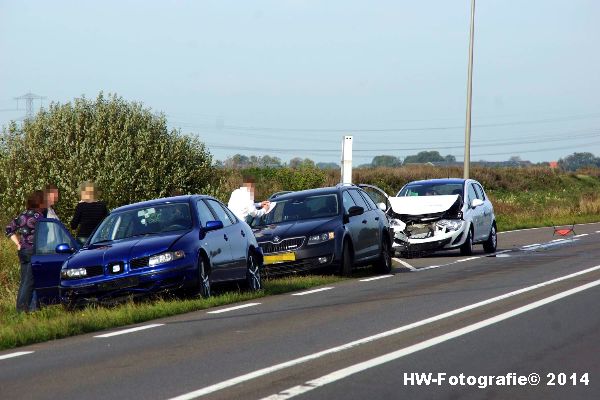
[
  {"x1": 14, "y1": 92, "x2": 46, "y2": 120},
  {"x1": 463, "y1": 0, "x2": 476, "y2": 179}
]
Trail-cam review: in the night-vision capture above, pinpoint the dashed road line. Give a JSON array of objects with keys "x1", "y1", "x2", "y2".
[
  {"x1": 207, "y1": 303, "x2": 261, "y2": 314},
  {"x1": 410, "y1": 250, "x2": 511, "y2": 272},
  {"x1": 392, "y1": 258, "x2": 415, "y2": 271},
  {"x1": 360, "y1": 275, "x2": 393, "y2": 282},
  {"x1": 94, "y1": 324, "x2": 164, "y2": 338},
  {"x1": 291, "y1": 287, "x2": 334, "y2": 296},
  {"x1": 262, "y1": 278, "x2": 600, "y2": 400},
  {"x1": 521, "y1": 243, "x2": 541, "y2": 248},
  {"x1": 167, "y1": 264, "x2": 600, "y2": 400},
  {"x1": 0, "y1": 351, "x2": 34, "y2": 361},
  {"x1": 574, "y1": 233, "x2": 589, "y2": 238}
]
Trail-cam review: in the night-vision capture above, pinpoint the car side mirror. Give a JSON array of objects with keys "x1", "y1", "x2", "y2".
[
  {"x1": 204, "y1": 220, "x2": 224, "y2": 232},
  {"x1": 471, "y1": 199, "x2": 484, "y2": 208},
  {"x1": 348, "y1": 206, "x2": 364, "y2": 217},
  {"x1": 200, "y1": 220, "x2": 224, "y2": 239},
  {"x1": 56, "y1": 243, "x2": 75, "y2": 254},
  {"x1": 377, "y1": 202, "x2": 387, "y2": 211}
]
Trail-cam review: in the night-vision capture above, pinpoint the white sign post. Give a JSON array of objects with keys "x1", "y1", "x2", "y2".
[{"x1": 341, "y1": 135, "x2": 353, "y2": 184}]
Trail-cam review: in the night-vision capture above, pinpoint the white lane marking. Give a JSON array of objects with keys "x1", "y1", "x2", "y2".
[
  {"x1": 207, "y1": 303, "x2": 261, "y2": 314},
  {"x1": 166, "y1": 264, "x2": 600, "y2": 400},
  {"x1": 263, "y1": 278, "x2": 600, "y2": 400},
  {"x1": 596, "y1": 230, "x2": 600, "y2": 233},
  {"x1": 414, "y1": 250, "x2": 511, "y2": 272},
  {"x1": 550, "y1": 238, "x2": 567, "y2": 243},
  {"x1": 521, "y1": 243, "x2": 541, "y2": 248},
  {"x1": 360, "y1": 275, "x2": 393, "y2": 282},
  {"x1": 574, "y1": 234, "x2": 589, "y2": 238},
  {"x1": 0, "y1": 351, "x2": 34, "y2": 360},
  {"x1": 94, "y1": 324, "x2": 164, "y2": 338},
  {"x1": 456, "y1": 257, "x2": 479, "y2": 263},
  {"x1": 291, "y1": 287, "x2": 334, "y2": 296},
  {"x1": 392, "y1": 258, "x2": 415, "y2": 271}
]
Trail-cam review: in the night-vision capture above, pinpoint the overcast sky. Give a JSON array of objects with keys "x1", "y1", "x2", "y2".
[{"x1": 1, "y1": 0, "x2": 599, "y2": 164}]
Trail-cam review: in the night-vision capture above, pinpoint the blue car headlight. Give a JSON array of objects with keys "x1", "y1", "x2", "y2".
[
  {"x1": 307, "y1": 232, "x2": 335, "y2": 245},
  {"x1": 436, "y1": 219, "x2": 464, "y2": 232},
  {"x1": 149, "y1": 250, "x2": 185, "y2": 267},
  {"x1": 61, "y1": 267, "x2": 87, "y2": 279}
]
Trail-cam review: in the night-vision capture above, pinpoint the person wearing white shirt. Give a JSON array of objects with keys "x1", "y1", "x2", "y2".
[
  {"x1": 44, "y1": 185, "x2": 60, "y2": 220},
  {"x1": 228, "y1": 178, "x2": 270, "y2": 222}
]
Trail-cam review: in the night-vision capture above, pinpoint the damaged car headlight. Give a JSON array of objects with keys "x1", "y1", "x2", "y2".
[
  {"x1": 436, "y1": 219, "x2": 464, "y2": 232},
  {"x1": 389, "y1": 219, "x2": 406, "y2": 231}
]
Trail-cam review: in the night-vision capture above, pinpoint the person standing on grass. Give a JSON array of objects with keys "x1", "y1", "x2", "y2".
[
  {"x1": 25, "y1": 184, "x2": 62, "y2": 311},
  {"x1": 5, "y1": 190, "x2": 46, "y2": 313},
  {"x1": 228, "y1": 175, "x2": 270, "y2": 223},
  {"x1": 70, "y1": 181, "x2": 109, "y2": 244}
]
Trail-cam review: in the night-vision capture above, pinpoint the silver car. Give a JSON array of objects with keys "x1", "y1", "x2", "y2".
[{"x1": 360, "y1": 178, "x2": 497, "y2": 258}]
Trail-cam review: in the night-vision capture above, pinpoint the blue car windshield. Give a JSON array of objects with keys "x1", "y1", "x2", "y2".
[
  {"x1": 397, "y1": 183, "x2": 464, "y2": 197},
  {"x1": 253, "y1": 194, "x2": 339, "y2": 226},
  {"x1": 90, "y1": 203, "x2": 192, "y2": 244}
]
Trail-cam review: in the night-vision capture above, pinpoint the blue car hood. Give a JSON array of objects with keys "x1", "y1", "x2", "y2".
[
  {"x1": 253, "y1": 217, "x2": 338, "y2": 241},
  {"x1": 67, "y1": 232, "x2": 184, "y2": 268}
]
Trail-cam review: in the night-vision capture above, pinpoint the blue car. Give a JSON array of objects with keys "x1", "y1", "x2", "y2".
[{"x1": 30, "y1": 195, "x2": 263, "y2": 307}]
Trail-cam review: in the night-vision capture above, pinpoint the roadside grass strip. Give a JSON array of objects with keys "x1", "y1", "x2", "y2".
[
  {"x1": 94, "y1": 324, "x2": 164, "y2": 338},
  {"x1": 0, "y1": 351, "x2": 34, "y2": 361},
  {"x1": 0, "y1": 275, "x2": 342, "y2": 351},
  {"x1": 262, "y1": 278, "x2": 600, "y2": 400},
  {"x1": 207, "y1": 303, "x2": 261, "y2": 314},
  {"x1": 167, "y1": 264, "x2": 600, "y2": 400}
]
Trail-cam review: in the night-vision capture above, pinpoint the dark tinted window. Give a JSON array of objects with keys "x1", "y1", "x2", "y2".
[
  {"x1": 206, "y1": 199, "x2": 234, "y2": 227},
  {"x1": 342, "y1": 191, "x2": 356, "y2": 214},
  {"x1": 348, "y1": 190, "x2": 369, "y2": 210},
  {"x1": 467, "y1": 184, "x2": 478, "y2": 204},
  {"x1": 35, "y1": 220, "x2": 78, "y2": 254},
  {"x1": 90, "y1": 203, "x2": 192, "y2": 244},
  {"x1": 398, "y1": 182, "x2": 464, "y2": 197},
  {"x1": 474, "y1": 183, "x2": 486, "y2": 200},
  {"x1": 359, "y1": 190, "x2": 378, "y2": 210},
  {"x1": 252, "y1": 193, "x2": 339, "y2": 226},
  {"x1": 196, "y1": 200, "x2": 216, "y2": 226}
]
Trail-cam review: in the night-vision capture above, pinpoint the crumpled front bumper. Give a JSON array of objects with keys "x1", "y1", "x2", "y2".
[{"x1": 391, "y1": 220, "x2": 467, "y2": 256}]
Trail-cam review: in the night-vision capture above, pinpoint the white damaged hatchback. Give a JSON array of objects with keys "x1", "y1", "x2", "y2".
[{"x1": 360, "y1": 179, "x2": 497, "y2": 258}]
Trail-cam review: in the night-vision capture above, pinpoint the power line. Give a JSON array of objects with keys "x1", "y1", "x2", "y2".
[{"x1": 216, "y1": 112, "x2": 600, "y2": 133}]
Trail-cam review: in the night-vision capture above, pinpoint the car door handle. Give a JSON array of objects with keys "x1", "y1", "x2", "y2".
[
  {"x1": 31, "y1": 262, "x2": 42, "y2": 268},
  {"x1": 362, "y1": 220, "x2": 367, "y2": 224},
  {"x1": 224, "y1": 234, "x2": 229, "y2": 241},
  {"x1": 375, "y1": 217, "x2": 380, "y2": 221},
  {"x1": 241, "y1": 230, "x2": 246, "y2": 237}
]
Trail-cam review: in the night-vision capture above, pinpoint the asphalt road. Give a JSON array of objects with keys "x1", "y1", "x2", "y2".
[{"x1": 1, "y1": 223, "x2": 599, "y2": 400}]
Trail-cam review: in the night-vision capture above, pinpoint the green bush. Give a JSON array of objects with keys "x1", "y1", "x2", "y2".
[{"x1": 0, "y1": 93, "x2": 215, "y2": 223}]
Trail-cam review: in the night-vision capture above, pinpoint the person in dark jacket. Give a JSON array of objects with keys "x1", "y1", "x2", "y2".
[
  {"x1": 70, "y1": 181, "x2": 109, "y2": 244},
  {"x1": 6, "y1": 190, "x2": 46, "y2": 312}
]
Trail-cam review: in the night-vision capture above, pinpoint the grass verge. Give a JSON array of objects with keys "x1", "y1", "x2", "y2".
[{"x1": 0, "y1": 275, "x2": 342, "y2": 351}]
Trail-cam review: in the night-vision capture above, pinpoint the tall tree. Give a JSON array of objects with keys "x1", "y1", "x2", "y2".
[
  {"x1": 371, "y1": 155, "x2": 402, "y2": 168},
  {"x1": 0, "y1": 93, "x2": 214, "y2": 221},
  {"x1": 558, "y1": 152, "x2": 600, "y2": 171}
]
